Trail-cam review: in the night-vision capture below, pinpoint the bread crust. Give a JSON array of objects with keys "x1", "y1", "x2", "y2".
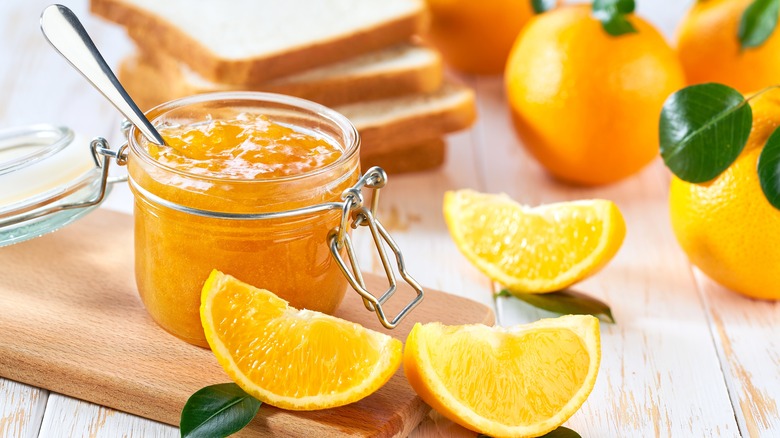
[
  {"x1": 361, "y1": 139, "x2": 446, "y2": 174},
  {"x1": 264, "y1": 58, "x2": 442, "y2": 107},
  {"x1": 347, "y1": 86, "x2": 476, "y2": 154},
  {"x1": 91, "y1": 0, "x2": 426, "y2": 85}
]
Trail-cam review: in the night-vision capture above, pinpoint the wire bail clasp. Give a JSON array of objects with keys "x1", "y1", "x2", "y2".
[{"x1": 328, "y1": 166, "x2": 424, "y2": 329}]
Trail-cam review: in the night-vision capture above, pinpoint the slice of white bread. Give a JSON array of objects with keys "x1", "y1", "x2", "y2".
[
  {"x1": 362, "y1": 138, "x2": 446, "y2": 174},
  {"x1": 118, "y1": 48, "x2": 449, "y2": 172},
  {"x1": 120, "y1": 42, "x2": 443, "y2": 107},
  {"x1": 91, "y1": 0, "x2": 427, "y2": 85},
  {"x1": 337, "y1": 81, "x2": 476, "y2": 153},
  {"x1": 119, "y1": 56, "x2": 476, "y2": 156}
]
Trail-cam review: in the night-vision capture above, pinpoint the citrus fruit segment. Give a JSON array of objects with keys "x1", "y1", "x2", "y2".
[
  {"x1": 403, "y1": 315, "x2": 601, "y2": 437},
  {"x1": 443, "y1": 190, "x2": 626, "y2": 293},
  {"x1": 200, "y1": 270, "x2": 403, "y2": 410}
]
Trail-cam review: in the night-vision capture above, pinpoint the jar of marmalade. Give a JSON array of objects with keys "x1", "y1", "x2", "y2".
[
  {"x1": 0, "y1": 92, "x2": 424, "y2": 348},
  {"x1": 123, "y1": 92, "x2": 422, "y2": 347}
]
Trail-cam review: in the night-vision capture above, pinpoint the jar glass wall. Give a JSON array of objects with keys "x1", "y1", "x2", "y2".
[{"x1": 126, "y1": 92, "x2": 360, "y2": 347}]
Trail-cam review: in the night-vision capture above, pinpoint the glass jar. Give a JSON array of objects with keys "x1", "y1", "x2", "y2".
[
  {"x1": 125, "y1": 93, "x2": 360, "y2": 347},
  {"x1": 0, "y1": 92, "x2": 424, "y2": 348}
]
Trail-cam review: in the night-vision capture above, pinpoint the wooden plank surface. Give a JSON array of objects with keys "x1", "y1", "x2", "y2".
[
  {"x1": 695, "y1": 271, "x2": 780, "y2": 438},
  {"x1": 2, "y1": 0, "x2": 780, "y2": 437},
  {"x1": 0, "y1": 209, "x2": 493, "y2": 437},
  {"x1": 0, "y1": 381, "x2": 46, "y2": 438},
  {"x1": 38, "y1": 395, "x2": 176, "y2": 438}
]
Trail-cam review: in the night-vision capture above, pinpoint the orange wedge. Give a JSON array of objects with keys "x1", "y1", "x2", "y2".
[
  {"x1": 200, "y1": 270, "x2": 403, "y2": 410},
  {"x1": 444, "y1": 190, "x2": 626, "y2": 293},
  {"x1": 404, "y1": 315, "x2": 600, "y2": 437}
]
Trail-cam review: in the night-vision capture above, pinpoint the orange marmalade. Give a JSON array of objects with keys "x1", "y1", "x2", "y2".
[
  {"x1": 126, "y1": 94, "x2": 360, "y2": 347},
  {"x1": 149, "y1": 114, "x2": 343, "y2": 179}
]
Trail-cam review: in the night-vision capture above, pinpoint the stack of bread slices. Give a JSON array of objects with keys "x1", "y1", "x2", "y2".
[{"x1": 91, "y1": 0, "x2": 477, "y2": 174}]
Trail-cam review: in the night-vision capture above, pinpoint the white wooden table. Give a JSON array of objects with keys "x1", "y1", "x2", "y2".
[{"x1": 1, "y1": 0, "x2": 778, "y2": 436}]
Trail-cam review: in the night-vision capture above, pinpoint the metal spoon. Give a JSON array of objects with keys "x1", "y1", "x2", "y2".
[{"x1": 39, "y1": 4, "x2": 165, "y2": 146}]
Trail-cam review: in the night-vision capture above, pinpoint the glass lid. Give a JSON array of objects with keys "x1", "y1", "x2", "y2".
[{"x1": 0, "y1": 124, "x2": 108, "y2": 247}]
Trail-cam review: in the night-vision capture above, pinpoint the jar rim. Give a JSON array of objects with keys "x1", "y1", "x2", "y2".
[
  {"x1": 0, "y1": 124, "x2": 74, "y2": 175},
  {"x1": 126, "y1": 91, "x2": 361, "y2": 184},
  {"x1": 0, "y1": 124, "x2": 98, "y2": 213}
]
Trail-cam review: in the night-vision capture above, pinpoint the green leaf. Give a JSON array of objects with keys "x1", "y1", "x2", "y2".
[
  {"x1": 758, "y1": 126, "x2": 780, "y2": 210},
  {"x1": 531, "y1": 0, "x2": 557, "y2": 14},
  {"x1": 659, "y1": 83, "x2": 752, "y2": 183},
  {"x1": 180, "y1": 383, "x2": 261, "y2": 438},
  {"x1": 499, "y1": 289, "x2": 615, "y2": 323},
  {"x1": 477, "y1": 426, "x2": 581, "y2": 438},
  {"x1": 541, "y1": 426, "x2": 582, "y2": 437},
  {"x1": 592, "y1": 0, "x2": 637, "y2": 36},
  {"x1": 739, "y1": 0, "x2": 780, "y2": 49}
]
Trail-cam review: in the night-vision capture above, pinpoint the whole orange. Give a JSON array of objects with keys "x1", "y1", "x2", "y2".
[
  {"x1": 670, "y1": 89, "x2": 780, "y2": 300},
  {"x1": 424, "y1": 0, "x2": 554, "y2": 74},
  {"x1": 677, "y1": 0, "x2": 780, "y2": 93},
  {"x1": 505, "y1": 5, "x2": 686, "y2": 186}
]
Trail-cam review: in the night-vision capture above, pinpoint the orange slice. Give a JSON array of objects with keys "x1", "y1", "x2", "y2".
[
  {"x1": 200, "y1": 270, "x2": 403, "y2": 410},
  {"x1": 404, "y1": 315, "x2": 600, "y2": 437},
  {"x1": 444, "y1": 190, "x2": 626, "y2": 292}
]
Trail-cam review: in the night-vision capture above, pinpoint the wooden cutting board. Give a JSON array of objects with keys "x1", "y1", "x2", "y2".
[{"x1": 0, "y1": 209, "x2": 494, "y2": 437}]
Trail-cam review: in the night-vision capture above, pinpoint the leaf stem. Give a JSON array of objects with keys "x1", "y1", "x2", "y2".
[{"x1": 745, "y1": 84, "x2": 780, "y2": 102}]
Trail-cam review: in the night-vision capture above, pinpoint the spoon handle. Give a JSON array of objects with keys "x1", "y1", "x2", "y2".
[{"x1": 40, "y1": 4, "x2": 165, "y2": 146}]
